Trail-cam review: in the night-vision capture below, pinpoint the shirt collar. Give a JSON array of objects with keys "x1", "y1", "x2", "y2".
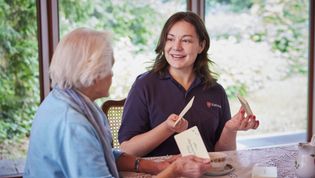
[{"x1": 159, "y1": 70, "x2": 202, "y2": 88}]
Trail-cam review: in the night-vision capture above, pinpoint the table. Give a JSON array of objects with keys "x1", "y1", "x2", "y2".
[
  {"x1": 120, "y1": 144, "x2": 299, "y2": 178},
  {"x1": 0, "y1": 144, "x2": 299, "y2": 178}
]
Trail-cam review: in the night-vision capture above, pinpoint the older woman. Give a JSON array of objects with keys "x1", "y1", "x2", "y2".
[{"x1": 24, "y1": 28, "x2": 210, "y2": 178}]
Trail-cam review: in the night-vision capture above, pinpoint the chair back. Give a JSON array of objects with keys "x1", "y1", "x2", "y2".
[{"x1": 101, "y1": 98, "x2": 126, "y2": 148}]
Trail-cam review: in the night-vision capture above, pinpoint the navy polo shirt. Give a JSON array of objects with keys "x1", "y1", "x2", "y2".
[{"x1": 118, "y1": 71, "x2": 231, "y2": 157}]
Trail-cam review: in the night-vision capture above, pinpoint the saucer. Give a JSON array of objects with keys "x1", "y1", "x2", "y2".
[{"x1": 205, "y1": 164, "x2": 234, "y2": 176}]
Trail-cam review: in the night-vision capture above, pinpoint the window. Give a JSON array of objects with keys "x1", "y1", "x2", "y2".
[
  {"x1": 205, "y1": 0, "x2": 309, "y2": 147},
  {"x1": 0, "y1": 0, "x2": 313, "y2": 161},
  {"x1": 0, "y1": 0, "x2": 38, "y2": 159}
]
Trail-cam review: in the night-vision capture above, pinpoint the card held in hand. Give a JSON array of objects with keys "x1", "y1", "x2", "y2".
[
  {"x1": 174, "y1": 126, "x2": 210, "y2": 159},
  {"x1": 237, "y1": 95, "x2": 253, "y2": 115}
]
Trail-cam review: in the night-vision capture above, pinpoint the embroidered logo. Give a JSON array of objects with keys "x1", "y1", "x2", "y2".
[{"x1": 206, "y1": 101, "x2": 222, "y2": 109}]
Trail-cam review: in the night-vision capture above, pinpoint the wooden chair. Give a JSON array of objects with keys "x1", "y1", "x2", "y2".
[{"x1": 101, "y1": 98, "x2": 126, "y2": 148}]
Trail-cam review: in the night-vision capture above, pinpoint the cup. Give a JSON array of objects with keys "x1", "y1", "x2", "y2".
[{"x1": 209, "y1": 152, "x2": 228, "y2": 171}]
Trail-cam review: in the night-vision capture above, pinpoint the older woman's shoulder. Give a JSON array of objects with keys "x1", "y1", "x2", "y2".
[{"x1": 40, "y1": 90, "x2": 88, "y2": 123}]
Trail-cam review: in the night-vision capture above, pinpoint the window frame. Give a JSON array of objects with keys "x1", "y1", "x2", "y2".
[
  {"x1": 37, "y1": 0, "x2": 59, "y2": 100},
  {"x1": 308, "y1": 0, "x2": 314, "y2": 141}
]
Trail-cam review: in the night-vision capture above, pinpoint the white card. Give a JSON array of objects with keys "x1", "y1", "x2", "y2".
[
  {"x1": 252, "y1": 166, "x2": 277, "y2": 178},
  {"x1": 174, "y1": 126, "x2": 210, "y2": 159},
  {"x1": 174, "y1": 96, "x2": 195, "y2": 127},
  {"x1": 237, "y1": 95, "x2": 253, "y2": 115}
]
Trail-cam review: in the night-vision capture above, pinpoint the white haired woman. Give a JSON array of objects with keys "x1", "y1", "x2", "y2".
[{"x1": 24, "y1": 28, "x2": 210, "y2": 178}]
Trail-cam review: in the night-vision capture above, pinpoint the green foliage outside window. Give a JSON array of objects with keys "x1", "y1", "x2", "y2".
[
  {"x1": 206, "y1": 0, "x2": 254, "y2": 12},
  {"x1": 0, "y1": 0, "x2": 38, "y2": 145},
  {"x1": 254, "y1": 0, "x2": 309, "y2": 75},
  {"x1": 59, "y1": 0, "x2": 163, "y2": 51}
]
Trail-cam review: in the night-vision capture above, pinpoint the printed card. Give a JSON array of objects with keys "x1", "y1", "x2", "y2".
[{"x1": 174, "y1": 126, "x2": 210, "y2": 159}]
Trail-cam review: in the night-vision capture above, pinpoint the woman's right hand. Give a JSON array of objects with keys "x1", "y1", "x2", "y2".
[
  {"x1": 164, "y1": 114, "x2": 188, "y2": 133},
  {"x1": 171, "y1": 155, "x2": 211, "y2": 178}
]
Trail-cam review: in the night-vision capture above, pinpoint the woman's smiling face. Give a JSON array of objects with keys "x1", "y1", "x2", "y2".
[{"x1": 164, "y1": 20, "x2": 204, "y2": 71}]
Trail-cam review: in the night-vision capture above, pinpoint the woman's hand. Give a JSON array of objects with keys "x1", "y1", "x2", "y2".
[
  {"x1": 164, "y1": 114, "x2": 188, "y2": 133},
  {"x1": 171, "y1": 155, "x2": 211, "y2": 178},
  {"x1": 225, "y1": 107, "x2": 259, "y2": 132}
]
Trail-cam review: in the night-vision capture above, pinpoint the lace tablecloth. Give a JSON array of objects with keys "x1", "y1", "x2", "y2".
[{"x1": 120, "y1": 144, "x2": 299, "y2": 178}]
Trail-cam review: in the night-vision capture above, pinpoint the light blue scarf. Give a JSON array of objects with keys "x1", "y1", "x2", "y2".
[{"x1": 59, "y1": 87, "x2": 119, "y2": 178}]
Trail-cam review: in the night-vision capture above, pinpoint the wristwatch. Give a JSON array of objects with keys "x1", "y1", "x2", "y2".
[{"x1": 134, "y1": 158, "x2": 141, "y2": 173}]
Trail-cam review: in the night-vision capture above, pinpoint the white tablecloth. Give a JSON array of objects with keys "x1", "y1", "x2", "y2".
[{"x1": 120, "y1": 144, "x2": 298, "y2": 178}]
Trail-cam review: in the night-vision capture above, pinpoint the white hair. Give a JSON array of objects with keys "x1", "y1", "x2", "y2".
[{"x1": 50, "y1": 27, "x2": 113, "y2": 89}]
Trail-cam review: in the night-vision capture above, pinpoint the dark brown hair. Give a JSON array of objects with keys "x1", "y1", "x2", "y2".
[{"x1": 151, "y1": 11, "x2": 217, "y2": 88}]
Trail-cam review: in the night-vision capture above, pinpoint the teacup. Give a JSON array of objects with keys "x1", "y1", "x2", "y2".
[{"x1": 209, "y1": 152, "x2": 228, "y2": 171}]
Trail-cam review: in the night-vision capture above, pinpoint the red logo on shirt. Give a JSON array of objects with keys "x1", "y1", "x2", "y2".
[
  {"x1": 206, "y1": 101, "x2": 222, "y2": 109},
  {"x1": 206, "y1": 101, "x2": 212, "y2": 108}
]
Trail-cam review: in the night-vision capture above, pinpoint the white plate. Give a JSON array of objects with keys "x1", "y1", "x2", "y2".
[{"x1": 204, "y1": 164, "x2": 234, "y2": 176}]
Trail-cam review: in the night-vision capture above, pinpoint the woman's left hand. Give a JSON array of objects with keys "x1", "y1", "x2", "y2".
[{"x1": 224, "y1": 107, "x2": 259, "y2": 132}]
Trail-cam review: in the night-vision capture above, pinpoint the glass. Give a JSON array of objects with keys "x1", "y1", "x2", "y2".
[
  {"x1": 205, "y1": 0, "x2": 309, "y2": 145},
  {"x1": 58, "y1": 0, "x2": 186, "y2": 100},
  {"x1": 0, "y1": 0, "x2": 39, "y2": 159}
]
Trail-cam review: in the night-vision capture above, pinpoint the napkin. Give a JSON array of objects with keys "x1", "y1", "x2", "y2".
[{"x1": 251, "y1": 166, "x2": 277, "y2": 178}]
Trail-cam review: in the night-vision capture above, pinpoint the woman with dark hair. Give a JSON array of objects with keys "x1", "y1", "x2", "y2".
[{"x1": 119, "y1": 11, "x2": 259, "y2": 157}]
